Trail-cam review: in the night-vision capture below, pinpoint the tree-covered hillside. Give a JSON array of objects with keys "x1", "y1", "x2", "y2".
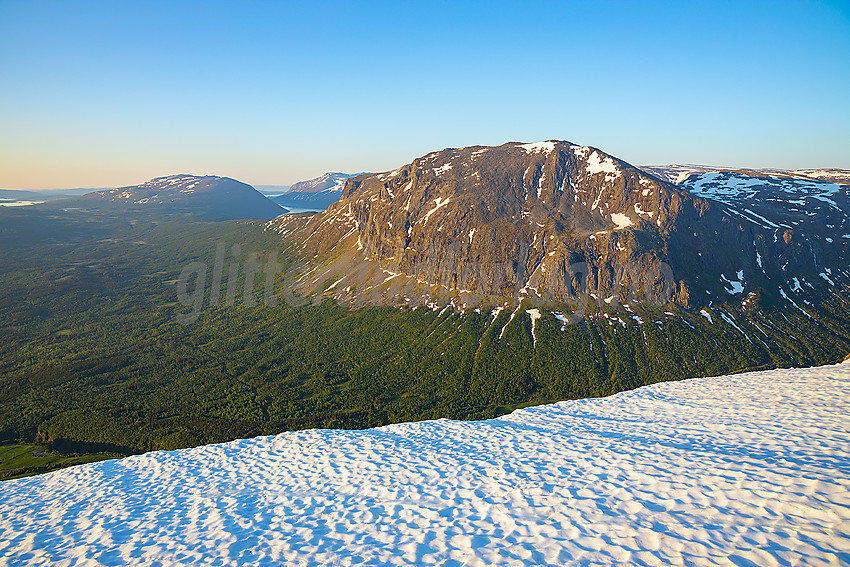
[{"x1": 0, "y1": 206, "x2": 847, "y2": 477}]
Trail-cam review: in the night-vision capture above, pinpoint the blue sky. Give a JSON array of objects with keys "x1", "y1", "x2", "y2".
[{"x1": 1, "y1": 0, "x2": 848, "y2": 189}]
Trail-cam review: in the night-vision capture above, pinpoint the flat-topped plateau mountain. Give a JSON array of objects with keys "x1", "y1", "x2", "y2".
[{"x1": 270, "y1": 141, "x2": 848, "y2": 321}]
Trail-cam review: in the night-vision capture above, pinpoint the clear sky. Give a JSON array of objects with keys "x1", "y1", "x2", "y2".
[{"x1": 1, "y1": 0, "x2": 848, "y2": 189}]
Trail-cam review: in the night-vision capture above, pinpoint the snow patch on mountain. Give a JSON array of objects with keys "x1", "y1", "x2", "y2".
[
  {"x1": 721, "y1": 271, "x2": 745, "y2": 295},
  {"x1": 586, "y1": 151, "x2": 620, "y2": 180},
  {"x1": 433, "y1": 163, "x2": 453, "y2": 175},
  {"x1": 610, "y1": 212, "x2": 633, "y2": 230},
  {"x1": 421, "y1": 197, "x2": 451, "y2": 225}
]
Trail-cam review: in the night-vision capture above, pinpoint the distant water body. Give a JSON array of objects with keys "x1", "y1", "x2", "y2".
[{"x1": 0, "y1": 200, "x2": 45, "y2": 207}]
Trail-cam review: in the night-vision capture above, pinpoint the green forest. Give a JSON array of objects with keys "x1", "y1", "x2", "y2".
[{"x1": 1, "y1": 205, "x2": 848, "y2": 478}]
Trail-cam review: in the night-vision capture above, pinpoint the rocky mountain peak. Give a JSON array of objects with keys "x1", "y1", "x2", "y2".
[
  {"x1": 268, "y1": 140, "x2": 848, "y2": 318},
  {"x1": 271, "y1": 142, "x2": 708, "y2": 310}
]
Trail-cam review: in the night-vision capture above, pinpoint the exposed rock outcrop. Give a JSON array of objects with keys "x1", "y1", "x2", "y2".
[{"x1": 269, "y1": 141, "x2": 849, "y2": 314}]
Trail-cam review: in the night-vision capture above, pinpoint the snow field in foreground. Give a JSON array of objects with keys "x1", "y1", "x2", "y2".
[{"x1": 1, "y1": 362, "x2": 849, "y2": 566}]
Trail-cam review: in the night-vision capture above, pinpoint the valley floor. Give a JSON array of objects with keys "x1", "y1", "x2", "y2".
[{"x1": 1, "y1": 362, "x2": 848, "y2": 566}]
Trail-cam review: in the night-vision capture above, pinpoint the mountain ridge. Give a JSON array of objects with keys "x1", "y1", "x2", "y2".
[
  {"x1": 639, "y1": 164, "x2": 850, "y2": 186},
  {"x1": 272, "y1": 172, "x2": 365, "y2": 211}
]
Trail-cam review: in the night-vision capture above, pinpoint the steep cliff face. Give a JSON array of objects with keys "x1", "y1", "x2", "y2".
[{"x1": 269, "y1": 141, "x2": 849, "y2": 317}]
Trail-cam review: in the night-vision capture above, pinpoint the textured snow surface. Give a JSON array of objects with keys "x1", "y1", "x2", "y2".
[{"x1": 2, "y1": 363, "x2": 849, "y2": 566}]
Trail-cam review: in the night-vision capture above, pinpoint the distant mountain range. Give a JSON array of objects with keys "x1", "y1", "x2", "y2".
[
  {"x1": 46, "y1": 174, "x2": 286, "y2": 220},
  {"x1": 0, "y1": 188, "x2": 98, "y2": 206},
  {"x1": 640, "y1": 164, "x2": 850, "y2": 186},
  {"x1": 271, "y1": 172, "x2": 365, "y2": 211}
]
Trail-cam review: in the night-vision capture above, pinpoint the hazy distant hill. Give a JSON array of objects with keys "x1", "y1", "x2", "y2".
[
  {"x1": 0, "y1": 190, "x2": 44, "y2": 200},
  {"x1": 0, "y1": 188, "x2": 97, "y2": 205},
  {"x1": 52, "y1": 174, "x2": 287, "y2": 220}
]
